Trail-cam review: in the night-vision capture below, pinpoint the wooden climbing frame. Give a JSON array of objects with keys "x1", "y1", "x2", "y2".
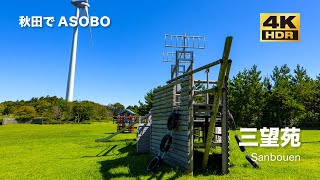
[{"x1": 151, "y1": 36, "x2": 233, "y2": 175}]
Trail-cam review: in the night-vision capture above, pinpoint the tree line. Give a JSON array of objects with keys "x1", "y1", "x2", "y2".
[
  {"x1": 229, "y1": 64, "x2": 320, "y2": 129},
  {"x1": 1, "y1": 64, "x2": 319, "y2": 128},
  {"x1": 0, "y1": 93, "x2": 153, "y2": 124},
  {"x1": 137, "y1": 64, "x2": 320, "y2": 129}
]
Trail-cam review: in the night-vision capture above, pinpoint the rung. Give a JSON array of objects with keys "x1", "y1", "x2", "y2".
[
  {"x1": 194, "y1": 109, "x2": 212, "y2": 113},
  {"x1": 194, "y1": 142, "x2": 222, "y2": 148},
  {"x1": 194, "y1": 80, "x2": 217, "y2": 84},
  {"x1": 193, "y1": 103, "x2": 213, "y2": 107},
  {"x1": 193, "y1": 117, "x2": 222, "y2": 121},
  {"x1": 194, "y1": 88, "x2": 216, "y2": 95}
]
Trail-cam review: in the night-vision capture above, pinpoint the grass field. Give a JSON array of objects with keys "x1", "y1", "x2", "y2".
[{"x1": 0, "y1": 123, "x2": 319, "y2": 180}]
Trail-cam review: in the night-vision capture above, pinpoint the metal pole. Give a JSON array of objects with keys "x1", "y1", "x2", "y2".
[
  {"x1": 206, "y1": 68, "x2": 210, "y2": 143},
  {"x1": 66, "y1": 7, "x2": 80, "y2": 102},
  {"x1": 206, "y1": 69, "x2": 209, "y2": 104}
]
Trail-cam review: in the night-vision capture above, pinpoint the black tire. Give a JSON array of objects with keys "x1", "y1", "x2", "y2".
[
  {"x1": 160, "y1": 134, "x2": 172, "y2": 152},
  {"x1": 235, "y1": 135, "x2": 246, "y2": 152},
  {"x1": 167, "y1": 112, "x2": 178, "y2": 130},
  {"x1": 245, "y1": 155, "x2": 260, "y2": 168},
  {"x1": 147, "y1": 156, "x2": 162, "y2": 172}
]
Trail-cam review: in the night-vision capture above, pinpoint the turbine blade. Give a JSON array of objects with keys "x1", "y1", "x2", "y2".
[
  {"x1": 88, "y1": 23, "x2": 93, "y2": 47},
  {"x1": 84, "y1": 6, "x2": 93, "y2": 47}
]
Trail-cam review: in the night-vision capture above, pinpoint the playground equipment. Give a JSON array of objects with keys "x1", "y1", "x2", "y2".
[
  {"x1": 149, "y1": 34, "x2": 259, "y2": 174},
  {"x1": 115, "y1": 109, "x2": 136, "y2": 133},
  {"x1": 95, "y1": 111, "x2": 151, "y2": 143},
  {"x1": 149, "y1": 34, "x2": 232, "y2": 174},
  {"x1": 93, "y1": 33, "x2": 258, "y2": 173}
]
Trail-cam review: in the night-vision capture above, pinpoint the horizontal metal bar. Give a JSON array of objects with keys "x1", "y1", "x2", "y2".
[
  {"x1": 164, "y1": 34, "x2": 205, "y2": 49},
  {"x1": 165, "y1": 34, "x2": 205, "y2": 38}
]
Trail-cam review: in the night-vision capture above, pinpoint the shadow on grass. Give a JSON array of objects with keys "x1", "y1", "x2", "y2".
[
  {"x1": 97, "y1": 145, "x2": 118, "y2": 156},
  {"x1": 82, "y1": 145, "x2": 121, "y2": 158},
  {"x1": 193, "y1": 150, "x2": 223, "y2": 177},
  {"x1": 107, "y1": 139, "x2": 136, "y2": 142},
  {"x1": 98, "y1": 142, "x2": 182, "y2": 180},
  {"x1": 104, "y1": 131, "x2": 134, "y2": 135},
  {"x1": 301, "y1": 141, "x2": 320, "y2": 144}
]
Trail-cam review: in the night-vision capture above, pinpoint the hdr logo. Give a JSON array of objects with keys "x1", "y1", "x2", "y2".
[{"x1": 260, "y1": 13, "x2": 300, "y2": 42}]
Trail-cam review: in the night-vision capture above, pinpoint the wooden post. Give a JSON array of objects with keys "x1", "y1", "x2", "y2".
[
  {"x1": 226, "y1": 60, "x2": 232, "y2": 78},
  {"x1": 221, "y1": 60, "x2": 232, "y2": 174},
  {"x1": 189, "y1": 61, "x2": 194, "y2": 175},
  {"x1": 202, "y1": 36, "x2": 233, "y2": 169},
  {"x1": 221, "y1": 78, "x2": 229, "y2": 174}
]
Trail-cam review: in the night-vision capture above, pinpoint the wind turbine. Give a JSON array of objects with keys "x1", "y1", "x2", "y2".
[{"x1": 66, "y1": 0, "x2": 92, "y2": 102}]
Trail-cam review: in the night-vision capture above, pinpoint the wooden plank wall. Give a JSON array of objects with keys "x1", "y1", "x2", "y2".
[{"x1": 151, "y1": 76, "x2": 192, "y2": 172}]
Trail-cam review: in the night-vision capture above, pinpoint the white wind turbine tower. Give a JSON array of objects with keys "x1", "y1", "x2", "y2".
[{"x1": 66, "y1": 0, "x2": 92, "y2": 102}]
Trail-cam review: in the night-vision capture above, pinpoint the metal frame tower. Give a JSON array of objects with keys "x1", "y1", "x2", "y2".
[{"x1": 163, "y1": 33, "x2": 205, "y2": 106}]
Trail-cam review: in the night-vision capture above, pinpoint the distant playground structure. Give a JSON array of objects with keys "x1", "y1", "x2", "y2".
[
  {"x1": 96, "y1": 110, "x2": 152, "y2": 154},
  {"x1": 114, "y1": 109, "x2": 136, "y2": 133}
]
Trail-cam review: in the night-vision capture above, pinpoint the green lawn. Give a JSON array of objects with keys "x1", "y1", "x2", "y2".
[{"x1": 0, "y1": 123, "x2": 319, "y2": 179}]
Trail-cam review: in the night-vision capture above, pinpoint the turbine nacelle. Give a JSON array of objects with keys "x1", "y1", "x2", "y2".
[{"x1": 71, "y1": 0, "x2": 90, "y2": 8}]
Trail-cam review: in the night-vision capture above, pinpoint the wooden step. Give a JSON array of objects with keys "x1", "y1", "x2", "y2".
[
  {"x1": 194, "y1": 142, "x2": 222, "y2": 148},
  {"x1": 193, "y1": 117, "x2": 221, "y2": 121},
  {"x1": 193, "y1": 103, "x2": 223, "y2": 108}
]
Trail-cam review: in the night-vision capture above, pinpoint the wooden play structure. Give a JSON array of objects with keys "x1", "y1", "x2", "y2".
[
  {"x1": 149, "y1": 35, "x2": 233, "y2": 175},
  {"x1": 95, "y1": 34, "x2": 258, "y2": 173}
]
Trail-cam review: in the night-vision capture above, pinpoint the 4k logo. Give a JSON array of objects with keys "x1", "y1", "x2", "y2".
[{"x1": 260, "y1": 13, "x2": 300, "y2": 42}]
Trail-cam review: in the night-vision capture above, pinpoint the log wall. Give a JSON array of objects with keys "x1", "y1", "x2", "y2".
[{"x1": 151, "y1": 76, "x2": 193, "y2": 172}]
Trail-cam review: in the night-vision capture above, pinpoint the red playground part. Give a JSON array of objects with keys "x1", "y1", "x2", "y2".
[{"x1": 115, "y1": 115, "x2": 136, "y2": 133}]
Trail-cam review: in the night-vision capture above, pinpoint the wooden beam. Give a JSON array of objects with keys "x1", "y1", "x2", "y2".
[
  {"x1": 202, "y1": 36, "x2": 233, "y2": 169},
  {"x1": 194, "y1": 142, "x2": 222, "y2": 148},
  {"x1": 167, "y1": 59, "x2": 221, "y2": 84},
  {"x1": 226, "y1": 60, "x2": 232, "y2": 80},
  {"x1": 189, "y1": 61, "x2": 194, "y2": 175},
  {"x1": 194, "y1": 88, "x2": 216, "y2": 96},
  {"x1": 194, "y1": 80, "x2": 217, "y2": 84}
]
